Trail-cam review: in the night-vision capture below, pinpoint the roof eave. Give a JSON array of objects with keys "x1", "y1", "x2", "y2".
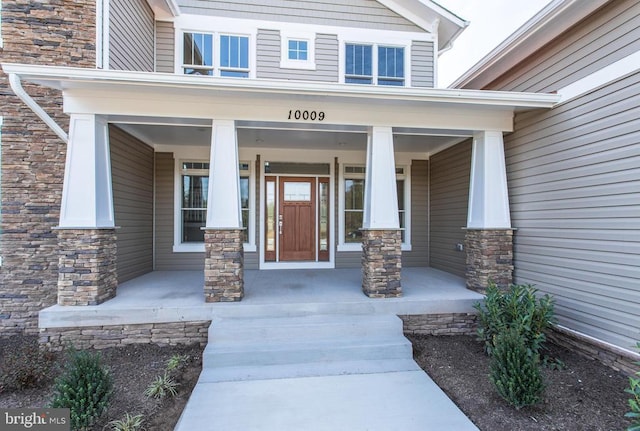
[
  {"x1": 451, "y1": 0, "x2": 610, "y2": 89},
  {"x1": 1, "y1": 63, "x2": 560, "y2": 110}
]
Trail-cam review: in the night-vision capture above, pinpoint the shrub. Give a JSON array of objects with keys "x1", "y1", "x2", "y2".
[
  {"x1": 108, "y1": 413, "x2": 145, "y2": 431},
  {"x1": 490, "y1": 326, "x2": 545, "y2": 409},
  {"x1": 0, "y1": 338, "x2": 57, "y2": 391},
  {"x1": 51, "y1": 349, "x2": 113, "y2": 431},
  {"x1": 166, "y1": 354, "x2": 189, "y2": 372},
  {"x1": 144, "y1": 372, "x2": 179, "y2": 399},
  {"x1": 475, "y1": 282, "x2": 555, "y2": 357},
  {"x1": 626, "y1": 342, "x2": 640, "y2": 431}
]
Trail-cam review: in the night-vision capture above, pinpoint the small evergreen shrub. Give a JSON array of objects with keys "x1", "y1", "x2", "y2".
[
  {"x1": 51, "y1": 349, "x2": 113, "y2": 431},
  {"x1": 0, "y1": 338, "x2": 57, "y2": 391},
  {"x1": 626, "y1": 342, "x2": 640, "y2": 431},
  {"x1": 108, "y1": 413, "x2": 145, "y2": 431},
  {"x1": 490, "y1": 326, "x2": 545, "y2": 409},
  {"x1": 475, "y1": 282, "x2": 555, "y2": 357}
]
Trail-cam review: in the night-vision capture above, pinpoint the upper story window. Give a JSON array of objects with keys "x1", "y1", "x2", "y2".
[
  {"x1": 345, "y1": 43, "x2": 405, "y2": 86},
  {"x1": 182, "y1": 32, "x2": 250, "y2": 77},
  {"x1": 280, "y1": 31, "x2": 316, "y2": 70}
]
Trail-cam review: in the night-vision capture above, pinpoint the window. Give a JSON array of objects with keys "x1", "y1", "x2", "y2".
[
  {"x1": 345, "y1": 43, "x2": 405, "y2": 86},
  {"x1": 179, "y1": 161, "x2": 251, "y2": 245},
  {"x1": 280, "y1": 31, "x2": 316, "y2": 70},
  {"x1": 288, "y1": 40, "x2": 308, "y2": 60},
  {"x1": 182, "y1": 32, "x2": 249, "y2": 77},
  {"x1": 342, "y1": 165, "x2": 408, "y2": 245}
]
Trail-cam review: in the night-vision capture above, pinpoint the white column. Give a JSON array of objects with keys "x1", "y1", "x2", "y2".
[
  {"x1": 467, "y1": 131, "x2": 511, "y2": 229},
  {"x1": 363, "y1": 126, "x2": 399, "y2": 229},
  {"x1": 59, "y1": 114, "x2": 114, "y2": 228},
  {"x1": 205, "y1": 119, "x2": 242, "y2": 229}
]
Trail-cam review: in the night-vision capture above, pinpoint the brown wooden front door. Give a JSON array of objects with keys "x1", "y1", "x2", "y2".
[{"x1": 279, "y1": 177, "x2": 316, "y2": 261}]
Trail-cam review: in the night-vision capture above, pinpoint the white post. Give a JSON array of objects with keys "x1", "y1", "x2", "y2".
[
  {"x1": 467, "y1": 130, "x2": 511, "y2": 229},
  {"x1": 363, "y1": 126, "x2": 399, "y2": 229},
  {"x1": 205, "y1": 120, "x2": 242, "y2": 229},
  {"x1": 59, "y1": 114, "x2": 114, "y2": 228}
]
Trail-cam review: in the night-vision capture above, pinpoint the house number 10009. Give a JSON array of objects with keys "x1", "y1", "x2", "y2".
[{"x1": 288, "y1": 110, "x2": 325, "y2": 121}]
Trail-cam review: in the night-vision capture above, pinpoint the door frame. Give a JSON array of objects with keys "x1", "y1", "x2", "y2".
[{"x1": 259, "y1": 160, "x2": 334, "y2": 270}]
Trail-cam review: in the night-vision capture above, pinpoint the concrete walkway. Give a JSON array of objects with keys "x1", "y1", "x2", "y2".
[{"x1": 174, "y1": 314, "x2": 479, "y2": 431}]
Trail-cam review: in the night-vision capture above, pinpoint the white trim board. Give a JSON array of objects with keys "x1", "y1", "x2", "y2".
[{"x1": 557, "y1": 50, "x2": 640, "y2": 103}]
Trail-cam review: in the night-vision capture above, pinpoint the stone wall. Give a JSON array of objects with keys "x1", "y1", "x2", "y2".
[
  {"x1": 361, "y1": 229, "x2": 402, "y2": 298},
  {"x1": 40, "y1": 321, "x2": 210, "y2": 351},
  {"x1": 465, "y1": 229, "x2": 514, "y2": 293},
  {"x1": 204, "y1": 229, "x2": 244, "y2": 302},
  {"x1": 401, "y1": 313, "x2": 478, "y2": 336},
  {"x1": 549, "y1": 326, "x2": 640, "y2": 377},
  {"x1": 0, "y1": 0, "x2": 97, "y2": 335}
]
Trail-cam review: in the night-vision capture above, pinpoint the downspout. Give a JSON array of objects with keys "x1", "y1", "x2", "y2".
[{"x1": 8, "y1": 73, "x2": 69, "y2": 144}]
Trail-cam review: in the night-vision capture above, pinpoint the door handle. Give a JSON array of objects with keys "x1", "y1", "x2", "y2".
[{"x1": 279, "y1": 220, "x2": 283, "y2": 235}]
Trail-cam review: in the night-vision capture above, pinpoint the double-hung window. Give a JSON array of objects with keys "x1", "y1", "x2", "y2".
[
  {"x1": 345, "y1": 43, "x2": 405, "y2": 86},
  {"x1": 179, "y1": 161, "x2": 251, "y2": 245},
  {"x1": 182, "y1": 32, "x2": 250, "y2": 77},
  {"x1": 342, "y1": 165, "x2": 408, "y2": 246}
]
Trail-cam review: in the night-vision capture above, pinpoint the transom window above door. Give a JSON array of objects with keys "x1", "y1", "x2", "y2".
[
  {"x1": 182, "y1": 32, "x2": 250, "y2": 77},
  {"x1": 345, "y1": 43, "x2": 405, "y2": 86}
]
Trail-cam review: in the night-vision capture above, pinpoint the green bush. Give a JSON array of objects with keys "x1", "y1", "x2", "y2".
[
  {"x1": 475, "y1": 282, "x2": 556, "y2": 357},
  {"x1": 626, "y1": 342, "x2": 640, "y2": 431},
  {"x1": 0, "y1": 338, "x2": 57, "y2": 391},
  {"x1": 144, "y1": 372, "x2": 179, "y2": 400},
  {"x1": 108, "y1": 413, "x2": 145, "y2": 431},
  {"x1": 490, "y1": 326, "x2": 545, "y2": 409},
  {"x1": 51, "y1": 349, "x2": 113, "y2": 431}
]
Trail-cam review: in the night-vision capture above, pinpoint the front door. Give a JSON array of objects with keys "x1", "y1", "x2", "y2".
[{"x1": 279, "y1": 177, "x2": 316, "y2": 261}]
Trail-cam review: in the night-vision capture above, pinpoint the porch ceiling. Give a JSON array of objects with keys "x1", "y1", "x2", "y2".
[{"x1": 116, "y1": 122, "x2": 469, "y2": 154}]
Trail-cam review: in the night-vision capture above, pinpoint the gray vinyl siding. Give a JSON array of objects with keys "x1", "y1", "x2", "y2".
[
  {"x1": 429, "y1": 141, "x2": 471, "y2": 277},
  {"x1": 403, "y1": 160, "x2": 429, "y2": 266},
  {"x1": 257, "y1": 30, "x2": 338, "y2": 82},
  {"x1": 155, "y1": 21, "x2": 175, "y2": 73},
  {"x1": 176, "y1": 0, "x2": 422, "y2": 32},
  {"x1": 488, "y1": 0, "x2": 640, "y2": 93},
  {"x1": 109, "y1": 0, "x2": 154, "y2": 72},
  {"x1": 411, "y1": 41, "x2": 434, "y2": 88},
  {"x1": 336, "y1": 251, "x2": 360, "y2": 268},
  {"x1": 154, "y1": 152, "x2": 204, "y2": 270},
  {"x1": 503, "y1": 70, "x2": 640, "y2": 350},
  {"x1": 110, "y1": 126, "x2": 153, "y2": 283}
]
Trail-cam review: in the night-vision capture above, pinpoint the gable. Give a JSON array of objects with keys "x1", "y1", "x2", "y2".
[{"x1": 176, "y1": 0, "x2": 425, "y2": 33}]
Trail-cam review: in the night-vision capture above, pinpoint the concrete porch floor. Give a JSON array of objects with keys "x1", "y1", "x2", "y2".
[{"x1": 39, "y1": 267, "x2": 483, "y2": 329}]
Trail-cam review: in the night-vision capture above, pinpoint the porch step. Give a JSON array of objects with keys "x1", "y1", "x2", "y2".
[{"x1": 202, "y1": 314, "x2": 414, "y2": 380}]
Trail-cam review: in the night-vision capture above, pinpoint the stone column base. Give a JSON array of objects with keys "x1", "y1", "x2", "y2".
[
  {"x1": 204, "y1": 229, "x2": 244, "y2": 302},
  {"x1": 361, "y1": 229, "x2": 402, "y2": 298},
  {"x1": 57, "y1": 228, "x2": 118, "y2": 306},
  {"x1": 465, "y1": 228, "x2": 514, "y2": 293}
]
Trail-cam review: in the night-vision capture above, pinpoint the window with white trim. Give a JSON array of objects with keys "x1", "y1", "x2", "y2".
[
  {"x1": 179, "y1": 161, "x2": 252, "y2": 245},
  {"x1": 342, "y1": 165, "x2": 408, "y2": 245},
  {"x1": 280, "y1": 31, "x2": 316, "y2": 70},
  {"x1": 182, "y1": 32, "x2": 250, "y2": 77},
  {"x1": 345, "y1": 43, "x2": 405, "y2": 86}
]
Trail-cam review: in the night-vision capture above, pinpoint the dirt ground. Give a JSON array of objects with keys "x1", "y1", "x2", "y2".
[
  {"x1": 409, "y1": 334, "x2": 633, "y2": 431},
  {"x1": 0, "y1": 334, "x2": 635, "y2": 431}
]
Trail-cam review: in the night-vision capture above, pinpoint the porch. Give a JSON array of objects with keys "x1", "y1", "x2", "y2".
[{"x1": 39, "y1": 267, "x2": 482, "y2": 330}]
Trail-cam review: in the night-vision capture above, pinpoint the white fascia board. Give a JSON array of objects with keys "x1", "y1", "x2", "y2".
[
  {"x1": 452, "y1": 0, "x2": 609, "y2": 89},
  {"x1": 146, "y1": 0, "x2": 180, "y2": 20},
  {"x1": 1, "y1": 63, "x2": 559, "y2": 110}
]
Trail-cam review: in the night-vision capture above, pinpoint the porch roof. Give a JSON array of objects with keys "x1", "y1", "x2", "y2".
[{"x1": 3, "y1": 63, "x2": 560, "y2": 133}]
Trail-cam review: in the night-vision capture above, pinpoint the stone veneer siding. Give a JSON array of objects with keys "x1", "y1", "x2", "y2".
[
  {"x1": 465, "y1": 229, "x2": 514, "y2": 293},
  {"x1": 0, "y1": 1, "x2": 97, "y2": 335},
  {"x1": 361, "y1": 229, "x2": 402, "y2": 298},
  {"x1": 57, "y1": 229, "x2": 118, "y2": 306},
  {"x1": 401, "y1": 313, "x2": 478, "y2": 336},
  {"x1": 204, "y1": 229, "x2": 244, "y2": 302},
  {"x1": 40, "y1": 321, "x2": 210, "y2": 351},
  {"x1": 548, "y1": 326, "x2": 640, "y2": 377}
]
